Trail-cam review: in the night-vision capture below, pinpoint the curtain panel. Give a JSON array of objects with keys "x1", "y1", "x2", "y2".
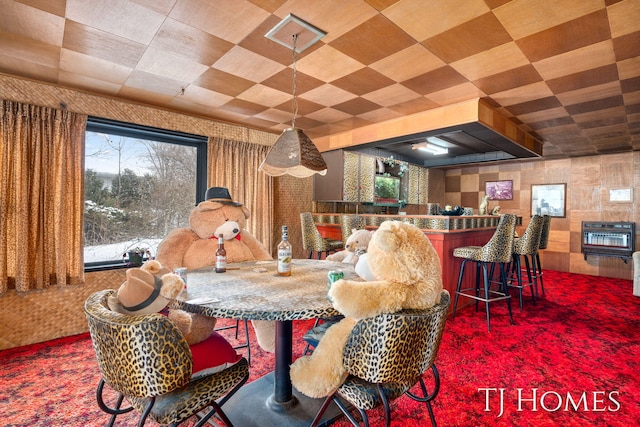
[
  {"x1": 0, "y1": 100, "x2": 86, "y2": 294},
  {"x1": 208, "y1": 137, "x2": 273, "y2": 253}
]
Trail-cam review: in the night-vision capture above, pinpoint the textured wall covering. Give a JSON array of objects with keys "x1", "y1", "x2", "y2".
[{"x1": 444, "y1": 152, "x2": 640, "y2": 280}]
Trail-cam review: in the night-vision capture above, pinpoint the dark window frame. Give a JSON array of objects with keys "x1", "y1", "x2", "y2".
[{"x1": 84, "y1": 117, "x2": 208, "y2": 272}]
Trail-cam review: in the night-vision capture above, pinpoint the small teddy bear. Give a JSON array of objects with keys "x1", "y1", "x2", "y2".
[
  {"x1": 290, "y1": 220, "x2": 445, "y2": 398},
  {"x1": 326, "y1": 229, "x2": 373, "y2": 265}
]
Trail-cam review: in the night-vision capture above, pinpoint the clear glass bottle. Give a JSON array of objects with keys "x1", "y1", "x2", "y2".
[
  {"x1": 215, "y1": 234, "x2": 227, "y2": 273},
  {"x1": 277, "y1": 225, "x2": 292, "y2": 276}
]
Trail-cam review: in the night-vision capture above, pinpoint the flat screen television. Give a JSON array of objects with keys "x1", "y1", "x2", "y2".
[{"x1": 374, "y1": 175, "x2": 401, "y2": 204}]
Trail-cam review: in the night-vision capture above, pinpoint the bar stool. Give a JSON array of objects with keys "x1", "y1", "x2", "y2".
[
  {"x1": 452, "y1": 213, "x2": 516, "y2": 331},
  {"x1": 300, "y1": 212, "x2": 344, "y2": 259},
  {"x1": 534, "y1": 215, "x2": 551, "y2": 295},
  {"x1": 509, "y1": 215, "x2": 544, "y2": 310},
  {"x1": 340, "y1": 214, "x2": 366, "y2": 244}
]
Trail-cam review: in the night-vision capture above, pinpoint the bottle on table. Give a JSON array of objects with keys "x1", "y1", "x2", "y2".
[
  {"x1": 215, "y1": 234, "x2": 227, "y2": 273},
  {"x1": 277, "y1": 225, "x2": 292, "y2": 276}
]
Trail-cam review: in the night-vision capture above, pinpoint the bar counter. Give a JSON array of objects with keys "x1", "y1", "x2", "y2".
[{"x1": 314, "y1": 213, "x2": 521, "y2": 312}]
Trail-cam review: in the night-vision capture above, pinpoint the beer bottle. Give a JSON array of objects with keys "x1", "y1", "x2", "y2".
[
  {"x1": 215, "y1": 234, "x2": 227, "y2": 273},
  {"x1": 277, "y1": 225, "x2": 292, "y2": 276}
]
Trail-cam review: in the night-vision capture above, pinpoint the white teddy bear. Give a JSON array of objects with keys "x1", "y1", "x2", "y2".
[{"x1": 326, "y1": 229, "x2": 373, "y2": 265}]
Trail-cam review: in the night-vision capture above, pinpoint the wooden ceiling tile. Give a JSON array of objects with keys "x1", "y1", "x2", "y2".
[
  {"x1": 301, "y1": 83, "x2": 357, "y2": 107},
  {"x1": 451, "y1": 42, "x2": 530, "y2": 81},
  {"x1": 151, "y1": 18, "x2": 234, "y2": 66},
  {"x1": 518, "y1": 106, "x2": 571, "y2": 124},
  {"x1": 236, "y1": 83, "x2": 291, "y2": 108},
  {"x1": 422, "y1": 13, "x2": 512, "y2": 63},
  {"x1": 565, "y1": 95, "x2": 624, "y2": 115},
  {"x1": 253, "y1": 107, "x2": 294, "y2": 125},
  {"x1": 370, "y1": 44, "x2": 445, "y2": 82},
  {"x1": 59, "y1": 48, "x2": 131, "y2": 85},
  {"x1": 261, "y1": 68, "x2": 324, "y2": 96},
  {"x1": 18, "y1": 0, "x2": 67, "y2": 16},
  {"x1": 122, "y1": 70, "x2": 184, "y2": 97},
  {"x1": 169, "y1": 0, "x2": 270, "y2": 44},
  {"x1": 274, "y1": 97, "x2": 325, "y2": 116},
  {"x1": 613, "y1": 31, "x2": 640, "y2": 61},
  {"x1": 246, "y1": 0, "x2": 287, "y2": 13},
  {"x1": 507, "y1": 96, "x2": 563, "y2": 116},
  {"x1": 329, "y1": 14, "x2": 414, "y2": 65},
  {"x1": 290, "y1": 115, "x2": 326, "y2": 130},
  {"x1": 66, "y1": 0, "x2": 165, "y2": 44},
  {"x1": 131, "y1": 0, "x2": 177, "y2": 15},
  {"x1": 573, "y1": 106, "x2": 627, "y2": 128},
  {"x1": 305, "y1": 106, "x2": 353, "y2": 123},
  {"x1": 3, "y1": 0, "x2": 64, "y2": 45},
  {"x1": 528, "y1": 115, "x2": 575, "y2": 131},
  {"x1": 178, "y1": 85, "x2": 233, "y2": 108},
  {"x1": 533, "y1": 40, "x2": 616, "y2": 80},
  {"x1": 490, "y1": 81, "x2": 554, "y2": 107},
  {"x1": 493, "y1": 0, "x2": 604, "y2": 40},
  {"x1": 331, "y1": 67, "x2": 395, "y2": 96},
  {"x1": 118, "y1": 85, "x2": 175, "y2": 105},
  {"x1": 388, "y1": 97, "x2": 440, "y2": 115},
  {"x1": 333, "y1": 97, "x2": 382, "y2": 115},
  {"x1": 358, "y1": 107, "x2": 403, "y2": 123},
  {"x1": 473, "y1": 64, "x2": 542, "y2": 95},
  {"x1": 427, "y1": 82, "x2": 485, "y2": 106},
  {"x1": 213, "y1": 45, "x2": 284, "y2": 82},
  {"x1": 546, "y1": 64, "x2": 619, "y2": 94},
  {"x1": 402, "y1": 66, "x2": 468, "y2": 95},
  {"x1": 365, "y1": 0, "x2": 401, "y2": 10},
  {"x1": 0, "y1": 32, "x2": 60, "y2": 69},
  {"x1": 618, "y1": 57, "x2": 640, "y2": 80},
  {"x1": 0, "y1": 53, "x2": 58, "y2": 83},
  {"x1": 517, "y1": 10, "x2": 611, "y2": 63},
  {"x1": 296, "y1": 45, "x2": 364, "y2": 83},
  {"x1": 607, "y1": 0, "x2": 640, "y2": 38},
  {"x1": 362, "y1": 83, "x2": 421, "y2": 107},
  {"x1": 136, "y1": 48, "x2": 209, "y2": 82},
  {"x1": 57, "y1": 70, "x2": 122, "y2": 95},
  {"x1": 556, "y1": 81, "x2": 622, "y2": 107},
  {"x1": 193, "y1": 68, "x2": 254, "y2": 97},
  {"x1": 384, "y1": 0, "x2": 489, "y2": 41},
  {"x1": 63, "y1": 20, "x2": 146, "y2": 69},
  {"x1": 221, "y1": 98, "x2": 269, "y2": 116}
]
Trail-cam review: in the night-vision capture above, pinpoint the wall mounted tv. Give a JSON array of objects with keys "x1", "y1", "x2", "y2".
[{"x1": 374, "y1": 175, "x2": 401, "y2": 204}]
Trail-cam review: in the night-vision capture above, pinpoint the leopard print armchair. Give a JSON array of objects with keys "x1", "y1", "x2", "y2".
[
  {"x1": 311, "y1": 290, "x2": 450, "y2": 427},
  {"x1": 84, "y1": 289, "x2": 249, "y2": 427},
  {"x1": 300, "y1": 212, "x2": 344, "y2": 259}
]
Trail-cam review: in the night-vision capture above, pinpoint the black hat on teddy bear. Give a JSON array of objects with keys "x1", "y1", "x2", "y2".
[{"x1": 205, "y1": 187, "x2": 242, "y2": 207}]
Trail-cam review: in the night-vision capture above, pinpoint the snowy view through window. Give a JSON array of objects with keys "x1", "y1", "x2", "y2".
[{"x1": 84, "y1": 129, "x2": 197, "y2": 264}]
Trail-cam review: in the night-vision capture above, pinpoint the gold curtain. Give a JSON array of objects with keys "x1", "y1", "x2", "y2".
[
  {"x1": 208, "y1": 137, "x2": 273, "y2": 253},
  {"x1": 0, "y1": 100, "x2": 86, "y2": 294}
]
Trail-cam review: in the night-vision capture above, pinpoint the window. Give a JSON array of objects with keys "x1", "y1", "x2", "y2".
[{"x1": 84, "y1": 118, "x2": 207, "y2": 270}]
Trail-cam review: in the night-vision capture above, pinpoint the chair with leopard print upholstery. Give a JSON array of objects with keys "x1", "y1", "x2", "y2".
[
  {"x1": 451, "y1": 213, "x2": 516, "y2": 331},
  {"x1": 301, "y1": 212, "x2": 344, "y2": 259},
  {"x1": 310, "y1": 290, "x2": 450, "y2": 427},
  {"x1": 84, "y1": 289, "x2": 249, "y2": 427},
  {"x1": 509, "y1": 214, "x2": 544, "y2": 310}
]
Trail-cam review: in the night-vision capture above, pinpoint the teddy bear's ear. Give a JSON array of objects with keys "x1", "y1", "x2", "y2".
[
  {"x1": 241, "y1": 206, "x2": 251, "y2": 219},
  {"x1": 351, "y1": 228, "x2": 357, "y2": 234},
  {"x1": 374, "y1": 228, "x2": 400, "y2": 253}
]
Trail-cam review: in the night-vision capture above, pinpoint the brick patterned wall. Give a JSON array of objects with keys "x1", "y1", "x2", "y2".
[{"x1": 444, "y1": 152, "x2": 640, "y2": 280}]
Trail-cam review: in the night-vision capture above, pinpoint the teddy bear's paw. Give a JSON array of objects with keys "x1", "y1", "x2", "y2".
[{"x1": 290, "y1": 355, "x2": 347, "y2": 399}]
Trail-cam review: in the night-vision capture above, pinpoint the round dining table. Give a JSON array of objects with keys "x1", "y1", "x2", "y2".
[{"x1": 176, "y1": 259, "x2": 360, "y2": 427}]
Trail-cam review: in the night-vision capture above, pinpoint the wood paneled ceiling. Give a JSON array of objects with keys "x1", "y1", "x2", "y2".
[{"x1": 1, "y1": 0, "x2": 639, "y2": 166}]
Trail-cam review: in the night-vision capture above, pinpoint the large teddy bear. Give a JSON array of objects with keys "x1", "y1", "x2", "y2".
[
  {"x1": 108, "y1": 260, "x2": 241, "y2": 375},
  {"x1": 155, "y1": 187, "x2": 276, "y2": 352},
  {"x1": 326, "y1": 229, "x2": 373, "y2": 265},
  {"x1": 290, "y1": 220, "x2": 445, "y2": 398}
]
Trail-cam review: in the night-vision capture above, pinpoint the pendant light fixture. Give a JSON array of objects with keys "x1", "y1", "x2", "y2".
[{"x1": 259, "y1": 16, "x2": 327, "y2": 178}]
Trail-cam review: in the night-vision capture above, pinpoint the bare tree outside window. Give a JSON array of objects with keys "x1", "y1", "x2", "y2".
[{"x1": 84, "y1": 126, "x2": 200, "y2": 265}]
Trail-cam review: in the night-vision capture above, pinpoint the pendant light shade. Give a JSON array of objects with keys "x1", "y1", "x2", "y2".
[
  {"x1": 259, "y1": 15, "x2": 327, "y2": 178},
  {"x1": 259, "y1": 128, "x2": 327, "y2": 178}
]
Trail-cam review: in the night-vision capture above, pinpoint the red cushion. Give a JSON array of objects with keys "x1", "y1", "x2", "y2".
[{"x1": 189, "y1": 331, "x2": 242, "y2": 376}]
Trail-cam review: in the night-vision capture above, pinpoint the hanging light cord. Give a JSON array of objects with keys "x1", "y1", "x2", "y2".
[{"x1": 291, "y1": 34, "x2": 298, "y2": 129}]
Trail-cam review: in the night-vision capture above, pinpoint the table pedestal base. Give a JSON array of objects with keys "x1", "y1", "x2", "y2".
[{"x1": 220, "y1": 372, "x2": 343, "y2": 427}]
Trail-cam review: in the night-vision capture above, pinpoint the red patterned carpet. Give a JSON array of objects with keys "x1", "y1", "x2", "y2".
[{"x1": 1, "y1": 270, "x2": 639, "y2": 426}]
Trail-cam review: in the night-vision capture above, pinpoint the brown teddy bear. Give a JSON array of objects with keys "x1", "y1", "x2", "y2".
[
  {"x1": 290, "y1": 220, "x2": 445, "y2": 398},
  {"x1": 326, "y1": 229, "x2": 373, "y2": 265},
  {"x1": 156, "y1": 186, "x2": 275, "y2": 352},
  {"x1": 108, "y1": 260, "x2": 240, "y2": 375}
]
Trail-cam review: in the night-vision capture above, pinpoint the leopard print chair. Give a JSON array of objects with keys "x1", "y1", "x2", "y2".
[
  {"x1": 534, "y1": 215, "x2": 551, "y2": 295},
  {"x1": 84, "y1": 289, "x2": 249, "y2": 427},
  {"x1": 451, "y1": 213, "x2": 517, "y2": 331},
  {"x1": 300, "y1": 212, "x2": 344, "y2": 259},
  {"x1": 509, "y1": 215, "x2": 544, "y2": 310},
  {"x1": 310, "y1": 291, "x2": 450, "y2": 427}
]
